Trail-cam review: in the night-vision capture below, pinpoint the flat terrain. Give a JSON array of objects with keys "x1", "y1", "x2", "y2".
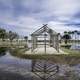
[{"x1": 25, "y1": 45, "x2": 68, "y2": 54}]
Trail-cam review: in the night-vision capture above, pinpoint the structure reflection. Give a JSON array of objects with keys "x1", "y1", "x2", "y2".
[{"x1": 32, "y1": 59, "x2": 59, "y2": 80}]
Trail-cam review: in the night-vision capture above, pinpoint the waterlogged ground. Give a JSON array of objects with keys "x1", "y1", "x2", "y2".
[
  {"x1": 0, "y1": 52, "x2": 32, "y2": 80},
  {"x1": 0, "y1": 51, "x2": 80, "y2": 80}
]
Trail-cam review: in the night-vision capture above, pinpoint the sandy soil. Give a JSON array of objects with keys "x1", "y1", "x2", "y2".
[{"x1": 25, "y1": 46, "x2": 68, "y2": 54}]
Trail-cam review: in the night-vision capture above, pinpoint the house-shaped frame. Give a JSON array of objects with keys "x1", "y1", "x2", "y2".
[{"x1": 31, "y1": 24, "x2": 59, "y2": 52}]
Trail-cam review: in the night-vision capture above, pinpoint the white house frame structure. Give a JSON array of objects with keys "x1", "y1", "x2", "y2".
[{"x1": 31, "y1": 24, "x2": 59, "y2": 52}]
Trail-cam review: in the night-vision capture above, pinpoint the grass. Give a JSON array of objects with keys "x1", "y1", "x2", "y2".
[
  {"x1": 61, "y1": 47, "x2": 80, "y2": 55},
  {"x1": 10, "y1": 48, "x2": 80, "y2": 65}
]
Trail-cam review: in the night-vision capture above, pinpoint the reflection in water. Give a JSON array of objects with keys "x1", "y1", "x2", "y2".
[
  {"x1": 0, "y1": 52, "x2": 6, "y2": 56},
  {"x1": 31, "y1": 60, "x2": 80, "y2": 80},
  {"x1": 0, "y1": 51, "x2": 80, "y2": 80},
  {"x1": 0, "y1": 51, "x2": 32, "y2": 71},
  {"x1": 0, "y1": 51, "x2": 32, "y2": 80},
  {"x1": 32, "y1": 60, "x2": 59, "y2": 80}
]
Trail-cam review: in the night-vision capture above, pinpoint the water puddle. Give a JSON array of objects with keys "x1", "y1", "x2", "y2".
[{"x1": 0, "y1": 51, "x2": 80, "y2": 80}]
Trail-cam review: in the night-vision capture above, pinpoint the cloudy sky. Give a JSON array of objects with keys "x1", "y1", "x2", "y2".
[{"x1": 0, "y1": 0, "x2": 80, "y2": 36}]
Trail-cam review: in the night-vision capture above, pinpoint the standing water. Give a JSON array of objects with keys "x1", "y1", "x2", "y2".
[
  {"x1": 0, "y1": 51, "x2": 80, "y2": 80},
  {"x1": 70, "y1": 44, "x2": 80, "y2": 50}
]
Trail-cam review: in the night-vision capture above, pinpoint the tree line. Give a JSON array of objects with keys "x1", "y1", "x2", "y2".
[
  {"x1": 0, "y1": 27, "x2": 80, "y2": 45},
  {"x1": 0, "y1": 28, "x2": 28, "y2": 44},
  {"x1": 62, "y1": 30, "x2": 80, "y2": 44},
  {"x1": 0, "y1": 28, "x2": 19, "y2": 42}
]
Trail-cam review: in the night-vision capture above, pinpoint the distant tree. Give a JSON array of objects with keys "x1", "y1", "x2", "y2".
[
  {"x1": 68, "y1": 31, "x2": 72, "y2": 43},
  {"x1": 58, "y1": 33, "x2": 61, "y2": 43},
  {"x1": 0, "y1": 28, "x2": 7, "y2": 41},
  {"x1": 68, "y1": 31, "x2": 72, "y2": 38},
  {"x1": 62, "y1": 32, "x2": 71, "y2": 44},
  {"x1": 64, "y1": 31, "x2": 67, "y2": 34},
  {"x1": 24, "y1": 36, "x2": 28, "y2": 42},
  {"x1": 74, "y1": 30, "x2": 78, "y2": 40},
  {"x1": 24, "y1": 36, "x2": 28, "y2": 48},
  {"x1": 8, "y1": 31, "x2": 19, "y2": 45},
  {"x1": 9, "y1": 31, "x2": 13, "y2": 42},
  {"x1": 71, "y1": 31, "x2": 74, "y2": 39}
]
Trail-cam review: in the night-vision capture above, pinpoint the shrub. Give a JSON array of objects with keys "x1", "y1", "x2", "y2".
[{"x1": 61, "y1": 45, "x2": 71, "y2": 49}]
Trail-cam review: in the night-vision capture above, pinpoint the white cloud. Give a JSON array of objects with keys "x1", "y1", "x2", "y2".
[
  {"x1": 43, "y1": 0, "x2": 79, "y2": 15},
  {"x1": 48, "y1": 21, "x2": 80, "y2": 34},
  {"x1": 0, "y1": 0, "x2": 80, "y2": 36},
  {"x1": 0, "y1": 16, "x2": 43, "y2": 35}
]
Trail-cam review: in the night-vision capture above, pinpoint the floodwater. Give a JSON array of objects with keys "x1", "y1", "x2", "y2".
[
  {"x1": 0, "y1": 51, "x2": 80, "y2": 80},
  {"x1": 70, "y1": 44, "x2": 80, "y2": 50}
]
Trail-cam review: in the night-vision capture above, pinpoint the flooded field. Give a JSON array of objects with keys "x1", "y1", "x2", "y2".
[
  {"x1": 70, "y1": 44, "x2": 80, "y2": 50},
  {"x1": 0, "y1": 51, "x2": 80, "y2": 80}
]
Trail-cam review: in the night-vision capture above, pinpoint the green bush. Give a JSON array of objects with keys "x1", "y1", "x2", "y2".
[
  {"x1": 61, "y1": 45, "x2": 71, "y2": 49},
  {"x1": 0, "y1": 47, "x2": 6, "y2": 56}
]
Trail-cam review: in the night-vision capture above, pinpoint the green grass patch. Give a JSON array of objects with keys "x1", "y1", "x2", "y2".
[
  {"x1": 10, "y1": 48, "x2": 80, "y2": 65},
  {"x1": 61, "y1": 48, "x2": 80, "y2": 55},
  {"x1": 60, "y1": 44, "x2": 71, "y2": 49}
]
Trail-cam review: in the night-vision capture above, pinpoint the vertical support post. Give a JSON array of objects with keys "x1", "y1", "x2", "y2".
[
  {"x1": 57, "y1": 34, "x2": 59, "y2": 52},
  {"x1": 50, "y1": 35, "x2": 52, "y2": 47},
  {"x1": 33, "y1": 36, "x2": 35, "y2": 50},
  {"x1": 35, "y1": 37, "x2": 37, "y2": 48},
  {"x1": 44, "y1": 33, "x2": 47, "y2": 54},
  {"x1": 34, "y1": 36, "x2": 35, "y2": 50},
  {"x1": 55, "y1": 34, "x2": 59, "y2": 52},
  {"x1": 53, "y1": 35, "x2": 55, "y2": 48},
  {"x1": 43, "y1": 60, "x2": 47, "y2": 80},
  {"x1": 31, "y1": 36, "x2": 33, "y2": 52}
]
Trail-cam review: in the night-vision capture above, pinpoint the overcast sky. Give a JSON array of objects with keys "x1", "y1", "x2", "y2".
[{"x1": 0, "y1": 0, "x2": 80, "y2": 36}]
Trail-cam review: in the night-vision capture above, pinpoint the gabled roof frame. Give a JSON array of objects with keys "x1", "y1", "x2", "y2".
[{"x1": 31, "y1": 24, "x2": 57, "y2": 36}]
